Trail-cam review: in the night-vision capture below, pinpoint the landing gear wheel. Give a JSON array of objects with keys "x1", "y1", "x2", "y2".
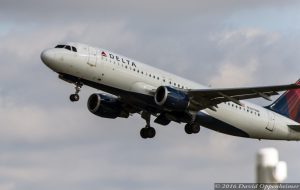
[
  {"x1": 70, "y1": 81, "x2": 82, "y2": 102},
  {"x1": 140, "y1": 126, "x2": 156, "y2": 139},
  {"x1": 147, "y1": 127, "x2": 156, "y2": 138},
  {"x1": 185, "y1": 124, "x2": 193, "y2": 134},
  {"x1": 191, "y1": 124, "x2": 200, "y2": 134},
  {"x1": 140, "y1": 111, "x2": 156, "y2": 139},
  {"x1": 140, "y1": 128, "x2": 148, "y2": 139},
  {"x1": 185, "y1": 123, "x2": 200, "y2": 134},
  {"x1": 70, "y1": 94, "x2": 80, "y2": 102}
]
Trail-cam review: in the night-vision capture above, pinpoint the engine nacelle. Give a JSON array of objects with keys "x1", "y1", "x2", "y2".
[
  {"x1": 87, "y1": 93, "x2": 128, "y2": 119},
  {"x1": 154, "y1": 86, "x2": 190, "y2": 111}
]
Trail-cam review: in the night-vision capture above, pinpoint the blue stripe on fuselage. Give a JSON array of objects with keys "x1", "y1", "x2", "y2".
[{"x1": 60, "y1": 73, "x2": 250, "y2": 138}]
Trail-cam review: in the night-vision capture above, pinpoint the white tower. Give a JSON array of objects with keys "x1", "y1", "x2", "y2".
[{"x1": 256, "y1": 148, "x2": 287, "y2": 183}]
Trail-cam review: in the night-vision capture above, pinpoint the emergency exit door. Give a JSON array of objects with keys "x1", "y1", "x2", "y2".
[{"x1": 266, "y1": 111, "x2": 275, "y2": 131}]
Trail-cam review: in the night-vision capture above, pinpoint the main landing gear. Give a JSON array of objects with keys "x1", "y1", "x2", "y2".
[
  {"x1": 184, "y1": 123, "x2": 200, "y2": 134},
  {"x1": 140, "y1": 127, "x2": 156, "y2": 139},
  {"x1": 70, "y1": 82, "x2": 82, "y2": 102},
  {"x1": 140, "y1": 112, "x2": 156, "y2": 139},
  {"x1": 138, "y1": 112, "x2": 201, "y2": 138}
]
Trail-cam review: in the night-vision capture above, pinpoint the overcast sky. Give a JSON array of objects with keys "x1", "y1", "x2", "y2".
[{"x1": 1, "y1": 0, "x2": 300, "y2": 189}]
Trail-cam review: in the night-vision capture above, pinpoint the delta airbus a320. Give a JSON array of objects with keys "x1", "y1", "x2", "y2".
[{"x1": 41, "y1": 42, "x2": 300, "y2": 140}]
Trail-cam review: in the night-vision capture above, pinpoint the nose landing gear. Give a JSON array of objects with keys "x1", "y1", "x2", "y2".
[
  {"x1": 70, "y1": 94, "x2": 80, "y2": 102},
  {"x1": 70, "y1": 82, "x2": 82, "y2": 102}
]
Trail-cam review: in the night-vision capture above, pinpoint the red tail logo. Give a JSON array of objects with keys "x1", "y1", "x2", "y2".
[
  {"x1": 101, "y1": 51, "x2": 107, "y2": 57},
  {"x1": 269, "y1": 79, "x2": 300, "y2": 123}
]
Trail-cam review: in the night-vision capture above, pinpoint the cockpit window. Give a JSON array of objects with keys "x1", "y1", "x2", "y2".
[
  {"x1": 55, "y1": 44, "x2": 77, "y2": 52},
  {"x1": 72, "y1": 46, "x2": 77, "y2": 52},
  {"x1": 55, "y1": 45, "x2": 65, "y2": 48},
  {"x1": 65, "y1": 45, "x2": 71, "y2": 51}
]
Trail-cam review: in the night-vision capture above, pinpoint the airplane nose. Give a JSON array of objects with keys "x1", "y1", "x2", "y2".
[
  {"x1": 41, "y1": 49, "x2": 56, "y2": 66},
  {"x1": 41, "y1": 49, "x2": 50, "y2": 63}
]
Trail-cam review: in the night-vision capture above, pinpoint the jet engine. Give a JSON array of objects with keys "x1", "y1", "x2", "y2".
[
  {"x1": 154, "y1": 86, "x2": 190, "y2": 111},
  {"x1": 87, "y1": 94, "x2": 128, "y2": 119}
]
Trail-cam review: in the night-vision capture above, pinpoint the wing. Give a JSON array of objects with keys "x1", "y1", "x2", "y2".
[{"x1": 186, "y1": 83, "x2": 300, "y2": 111}]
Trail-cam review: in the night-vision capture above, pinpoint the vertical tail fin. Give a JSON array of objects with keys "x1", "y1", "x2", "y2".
[{"x1": 268, "y1": 79, "x2": 300, "y2": 123}]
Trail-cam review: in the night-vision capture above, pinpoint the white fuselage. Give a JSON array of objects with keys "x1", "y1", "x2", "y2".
[{"x1": 41, "y1": 42, "x2": 300, "y2": 141}]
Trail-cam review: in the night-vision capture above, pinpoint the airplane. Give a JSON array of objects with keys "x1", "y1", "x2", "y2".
[{"x1": 41, "y1": 42, "x2": 300, "y2": 140}]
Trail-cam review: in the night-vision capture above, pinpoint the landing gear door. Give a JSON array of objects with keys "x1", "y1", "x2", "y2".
[
  {"x1": 87, "y1": 47, "x2": 97, "y2": 67},
  {"x1": 266, "y1": 111, "x2": 275, "y2": 131}
]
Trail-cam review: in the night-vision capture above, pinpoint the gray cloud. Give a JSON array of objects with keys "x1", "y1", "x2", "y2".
[
  {"x1": 1, "y1": 0, "x2": 299, "y2": 20},
  {"x1": 1, "y1": 0, "x2": 300, "y2": 189}
]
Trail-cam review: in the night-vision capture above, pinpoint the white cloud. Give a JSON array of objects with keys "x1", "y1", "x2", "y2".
[
  {"x1": 209, "y1": 59, "x2": 258, "y2": 87},
  {"x1": 0, "y1": 94, "x2": 105, "y2": 143},
  {"x1": 215, "y1": 28, "x2": 280, "y2": 47},
  {"x1": 0, "y1": 20, "x2": 137, "y2": 62},
  {"x1": 208, "y1": 28, "x2": 286, "y2": 87}
]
